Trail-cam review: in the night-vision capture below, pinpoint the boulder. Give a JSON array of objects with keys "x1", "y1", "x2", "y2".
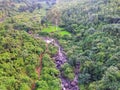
[
  {"x1": 64, "y1": 83, "x2": 69, "y2": 88},
  {"x1": 71, "y1": 81, "x2": 76, "y2": 86}
]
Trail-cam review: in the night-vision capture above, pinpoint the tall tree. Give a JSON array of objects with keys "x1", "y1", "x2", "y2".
[{"x1": 47, "y1": 6, "x2": 61, "y2": 30}]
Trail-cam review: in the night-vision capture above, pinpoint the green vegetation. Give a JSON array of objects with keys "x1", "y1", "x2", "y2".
[
  {"x1": 50, "y1": 0, "x2": 120, "y2": 89},
  {"x1": 59, "y1": 31, "x2": 70, "y2": 36},
  {"x1": 42, "y1": 26, "x2": 71, "y2": 36},
  {"x1": 42, "y1": 26, "x2": 62, "y2": 32},
  {"x1": 0, "y1": 24, "x2": 60, "y2": 90},
  {"x1": 0, "y1": 0, "x2": 120, "y2": 90},
  {"x1": 61, "y1": 63, "x2": 74, "y2": 80},
  {"x1": 38, "y1": 54, "x2": 61, "y2": 90},
  {"x1": 0, "y1": 1, "x2": 62, "y2": 89}
]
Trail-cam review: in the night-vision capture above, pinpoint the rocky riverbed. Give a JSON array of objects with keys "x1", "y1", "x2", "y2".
[{"x1": 43, "y1": 37, "x2": 80, "y2": 90}]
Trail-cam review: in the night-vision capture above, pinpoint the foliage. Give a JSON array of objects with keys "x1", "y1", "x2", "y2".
[
  {"x1": 0, "y1": 27, "x2": 60, "y2": 89},
  {"x1": 61, "y1": 63, "x2": 74, "y2": 80},
  {"x1": 48, "y1": 0, "x2": 120, "y2": 89},
  {"x1": 38, "y1": 54, "x2": 61, "y2": 90},
  {"x1": 0, "y1": 0, "x2": 120, "y2": 90}
]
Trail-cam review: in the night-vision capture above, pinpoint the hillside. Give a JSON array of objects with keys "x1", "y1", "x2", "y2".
[
  {"x1": 0, "y1": 23, "x2": 61, "y2": 90},
  {"x1": 49, "y1": 0, "x2": 120, "y2": 90},
  {"x1": 0, "y1": 0, "x2": 120, "y2": 90}
]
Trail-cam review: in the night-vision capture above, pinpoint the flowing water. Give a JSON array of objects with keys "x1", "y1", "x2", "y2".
[{"x1": 43, "y1": 37, "x2": 80, "y2": 90}]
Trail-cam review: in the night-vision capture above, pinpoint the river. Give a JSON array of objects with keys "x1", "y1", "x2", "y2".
[{"x1": 43, "y1": 37, "x2": 80, "y2": 90}]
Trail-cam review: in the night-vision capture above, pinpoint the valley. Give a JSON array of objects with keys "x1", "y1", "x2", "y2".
[{"x1": 0, "y1": 0, "x2": 120, "y2": 90}]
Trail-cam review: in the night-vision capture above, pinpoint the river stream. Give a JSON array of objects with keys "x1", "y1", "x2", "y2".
[{"x1": 43, "y1": 37, "x2": 80, "y2": 90}]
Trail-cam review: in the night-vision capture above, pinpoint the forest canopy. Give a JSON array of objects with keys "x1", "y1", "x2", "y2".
[{"x1": 0, "y1": 0, "x2": 120, "y2": 90}]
